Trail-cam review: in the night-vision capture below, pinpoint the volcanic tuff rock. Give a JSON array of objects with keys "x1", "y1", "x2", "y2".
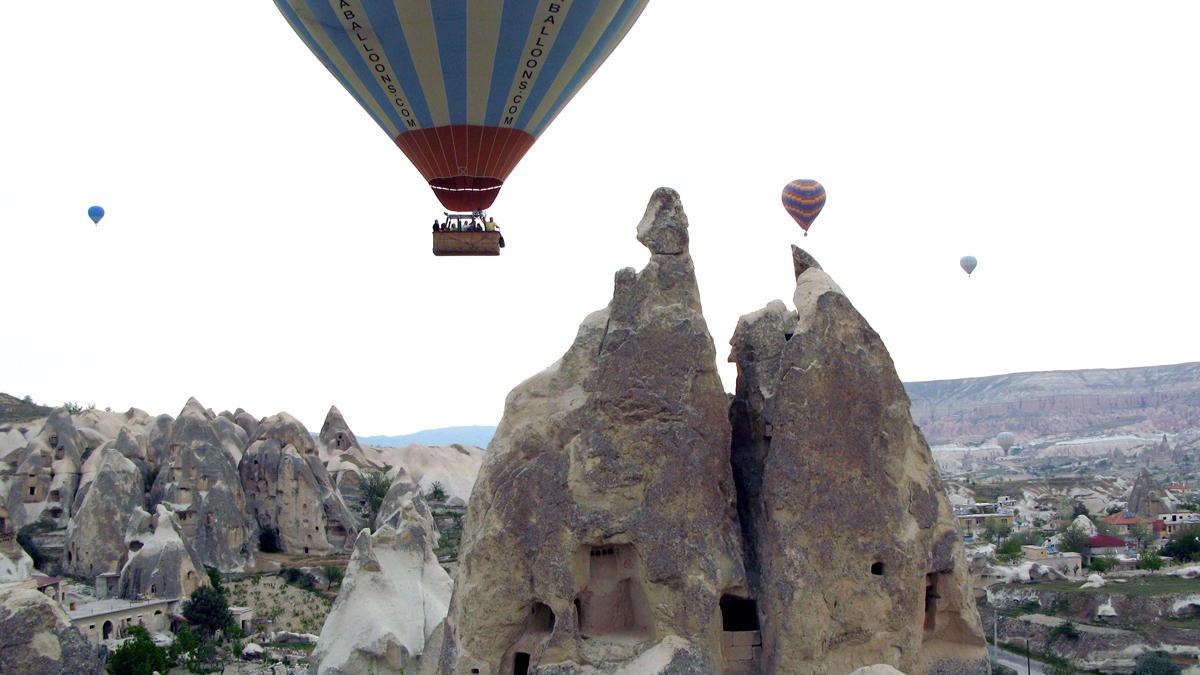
[
  {"x1": 904, "y1": 362, "x2": 1200, "y2": 443},
  {"x1": 63, "y1": 447, "x2": 145, "y2": 579},
  {"x1": 321, "y1": 405, "x2": 363, "y2": 458},
  {"x1": 309, "y1": 511, "x2": 452, "y2": 675},
  {"x1": 432, "y1": 189, "x2": 746, "y2": 674},
  {"x1": 0, "y1": 587, "x2": 102, "y2": 675},
  {"x1": 148, "y1": 398, "x2": 252, "y2": 571},
  {"x1": 3, "y1": 407, "x2": 85, "y2": 530},
  {"x1": 375, "y1": 467, "x2": 435, "y2": 539},
  {"x1": 1125, "y1": 468, "x2": 1173, "y2": 517},
  {"x1": 118, "y1": 504, "x2": 209, "y2": 600},
  {"x1": 241, "y1": 413, "x2": 360, "y2": 554},
  {"x1": 727, "y1": 247, "x2": 987, "y2": 675}
]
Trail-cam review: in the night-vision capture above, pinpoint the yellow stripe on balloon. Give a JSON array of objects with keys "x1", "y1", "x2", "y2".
[
  {"x1": 327, "y1": 0, "x2": 420, "y2": 130},
  {"x1": 393, "y1": 0, "x2": 451, "y2": 127},
  {"x1": 465, "y1": 0, "x2": 504, "y2": 126},
  {"x1": 284, "y1": 0, "x2": 400, "y2": 138},
  {"x1": 499, "y1": 0, "x2": 574, "y2": 128},
  {"x1": 523, "y1": 0, "x2": 621, "y2": 134},
  {"x1": 527, "y1": 0, "x2": 648, "y2": 135}
]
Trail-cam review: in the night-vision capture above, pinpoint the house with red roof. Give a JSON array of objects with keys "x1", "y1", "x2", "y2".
[{"x1": 1085, "y1": 534, "x2": 1132, "y2": 564}]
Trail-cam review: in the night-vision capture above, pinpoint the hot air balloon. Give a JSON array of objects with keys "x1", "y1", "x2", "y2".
[
  {"x1": 87, "y1": 206, "x2": 105, "y2": 225},
  {"x1": 272, "y1": 0, "x2": 649, "y2": 216},
  {"x1": 960, "y1": 255, "x2": 977, "y2": 276},
  {"x1": 997, "y1": 432, "x2": 1015, "y2": 455},
  {"x1": 782, "y1": 180, "x2": 825, "y2": 236}
]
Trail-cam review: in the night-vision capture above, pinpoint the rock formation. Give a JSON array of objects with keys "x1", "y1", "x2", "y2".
[
  {"x1": 3, "y1": 408, "x2": 85, "y2": 530},
  {"x1": 63, "y1": 448, "x2": 145, "y2": 579},
  {"x1": 0, "y1": 586, "x2": 102, "y2": 675},
  {"x1": 1126, "y1": 468, "x2": 1173, "y2": 517},
  {"x1": 118, "y1": 504, "x2": 209, "y2": 600},
  {"x1": 431, "y1": 189, "x2": 746, "y2": 675},
  {"x1": 727, "y1": 246, "x2": 987, "y2": 675},
  {"x1": 320, "y1": 405, "x2": 365, "y2": 462},
  {"x1": 240, "y1": 413, "x2": 360, "y2": 555},
  {"x1": 148, "y1": 398, "x2": 252, "y2": 571},
  {"x1": 309, "y1": 502, "x2": 452, "y2": 675},
  {"x1": 375, "y1": 468, "x2": 435, "y2": 537},
  {"x1": 433, "y1": 190, "x2": 988, "y2": 675}
]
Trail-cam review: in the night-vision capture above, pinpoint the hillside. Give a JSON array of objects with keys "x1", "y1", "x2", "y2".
[
  {"x1": 0, "y1": 392, "x2": 53, "y2": 425},
  {"x1": 359, "y1": 425, "x2": 496, "y2": 449},
  {"x1": 903, "y1": 362, "x2": 1200, "y2": 443}
]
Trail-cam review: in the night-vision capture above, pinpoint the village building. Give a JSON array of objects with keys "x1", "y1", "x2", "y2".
[
  {"x1": 67, "y1": 597, "x2": 179, "y2": 645},
  {"x1": 1085, "y1": 534, "x2": 1133, "y2": 565},
  {"x1": 1020, "y1": 546, "x2": 1082, "y2": 576}
]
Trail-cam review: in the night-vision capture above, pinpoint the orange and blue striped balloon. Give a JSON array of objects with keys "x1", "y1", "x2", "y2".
[{"x1": 782, "y1": 179, "x2": 825, "y2": 236}]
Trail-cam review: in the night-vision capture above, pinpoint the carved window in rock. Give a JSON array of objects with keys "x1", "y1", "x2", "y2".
[
  {"x1": 49, "y1": 489, "x2": 60, "y2": 502},
  {"x1": 177, "y1": 487, "x2": 192, "y2": 505},
  {"x1": 514, "y1": 652, "x2": 531, "y2": 675},
  {"x1": 576, "y1": 544, "x2": 653, "y2": 641},
  {"x1": 719, "y1": 596, "x2": 759, "y2": 632},
  {"x1": 924, "y1": 573, "x2": 940, "y2": 633},
  {"x1": 55, "y1": 445, "x2": 65, "y2": 460},
  {"x1": 197, "y1": 475, "x2": 209, "y2": 490}
]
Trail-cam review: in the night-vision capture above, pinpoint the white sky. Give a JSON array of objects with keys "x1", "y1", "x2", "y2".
[{"x1": 3, "y1": 2, "x2": 1198, "y2": 436}]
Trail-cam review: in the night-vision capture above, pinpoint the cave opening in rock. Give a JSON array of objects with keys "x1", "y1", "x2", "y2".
[
  {"x1": 872, "y1": 562, "x2": 884, "y2": 576},
  {"x1": 720, "y1": 595, "x2": 759, "y2": 631},
  {"x1": 531, "y1": 602, "x2": 555, "y2": 633},
  {"x1": 576, "y1": 544, "x2": 653, "y2": 640},
  {"x1": 513, "y1": 652, "x2": 530, "y2": 675},
  {"x1": 924, "y1": 572, "x2": 940, "y2": 632}
]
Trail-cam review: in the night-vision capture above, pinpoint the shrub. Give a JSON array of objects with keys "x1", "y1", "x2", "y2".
[
  {"x1": 1057, "y1": 524, "x2": 1090, "y2": 556},
  {"x1": 996, "y1": 541, "x2": 1024, "y2": 564},
  {"x1": 1137, "y1": 549, "x2": 1164, "y2": 571},
  {"x1": 108, "y1": 625, "x2": 169, "y2": 675},
  {"x1": 259, "y1": 525, "x2": 282, "y2": 553},
  {"x1": 428, "y1": 481, "x2": 447, "y2": 502},
  {"x1": 182, "y1": 586, "x2": 233, "y2": 639},
  {"x1": 1090, "y1": 556, "x2": 1115, "y2": 573},
  {"x1": 1162, "y1": 524, "x2": 1200, "y2": 561},
  {"x1": 1133, "y1": 651, "x2": 1181, "y2": 675},
  {"x1": 323, "y1": 564, "x2": 345, "y2": 587},
  {"x1": 360, "y1": 470, "x2": 393, "y2": 529}
]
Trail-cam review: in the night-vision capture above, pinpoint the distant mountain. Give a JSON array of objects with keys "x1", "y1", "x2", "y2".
[
  {"x1": 903, "y1": 361, "x2": 1200, "y2": 444},
  {"x1": 360, "y1": 425, "x2": 497, "y2": 449}
]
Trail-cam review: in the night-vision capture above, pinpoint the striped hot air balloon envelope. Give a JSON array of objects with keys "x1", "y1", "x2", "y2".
[
  {"x1": 272, "y1": 0, "x2": 650, "y2": 212},
  {"x1": 960, "y1": 256, "x2": 978, "y2": 276},
  {"x1": 997, "y1": 432, "x2": 1015, "y2": 454},
  {"x1": 781, "y1": 180, "x2": 825, "y2": 236}
]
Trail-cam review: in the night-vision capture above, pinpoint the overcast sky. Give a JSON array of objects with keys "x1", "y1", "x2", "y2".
[{"x1": 3, "y1": 2, "x2": 1198, "y2": 436}]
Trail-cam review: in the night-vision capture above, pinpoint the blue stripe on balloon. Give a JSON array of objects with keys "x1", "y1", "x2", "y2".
[
  {"x1": 357, "y1": 0, "x2": 437, "y2": 130},
  {"x1": 484, "y1": 0, "x2": 540, "y2": 127},
  {"x1": 530, "y1": 0, "x2": 643, "y2": 138},
  {"x1": 431, "y1": 0, "x2": 469, "y2": 126},
  {"x1": 273, "y1": 0, "x2": 392, "y2": 136},
  {"x1": 513, "y1": 0, "x2": 601, "y2": 130},
  {"x1": 299, "y1": 0, "x2": 410, "y2": 134}
]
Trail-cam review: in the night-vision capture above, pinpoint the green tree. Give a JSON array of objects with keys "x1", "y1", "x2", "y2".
[
  {"x1": 107, "y1": 626, "x2": 169, "y2": 675},
  {"x1": 1162, "y1": 524, "x2": 1200, "y2": 561},
  {"x1": 1137, "y1": 549, "x2": 1164, "y2": 571},
  {"x1": 996, "y1": 540, "x2": 1024, "y2": 564},
  {"x1": 205, "y1": 566, "x2": 222, "y2": 592},
  {"x1": 1090, "y1": 556, "x2": 1115, "y2": 572},
  {"x1": 1057, "y1": 524, "x2": 1090, "y2": 556},
  {"x1": 360, "y1": 470, "x2": 394, "y2": 530},
  {"x1": 428, "y1": 480, "x2": 447, "y2": 502},
  {"x1": 182, "y1": 585, "x2": 233, "y2": 639},
  {"x1": 1133, "y1": 651, "x2": 1181, "y2": 675},
  {"x1": 982, "y1": 517, "x2": 1013, "y2": 544},
  {"x1": 1071, "y1": 502, "x2": 1090, "y2": 519},
  {"x1": 1129, "y1": 522, "x2": 1153, "y2": 549}
]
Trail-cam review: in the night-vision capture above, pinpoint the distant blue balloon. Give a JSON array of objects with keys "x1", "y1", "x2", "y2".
[
  {"x1": 87, "y1": 206, "x2": 105, "y2": 225},
  {"x1": 960, "y1": 255, "x2": 977, "y2": 276}
]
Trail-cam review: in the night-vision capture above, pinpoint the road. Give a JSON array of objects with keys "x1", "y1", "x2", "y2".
[{"x1": 989, "y1": 643, "x2": 1047, "y2": 675}]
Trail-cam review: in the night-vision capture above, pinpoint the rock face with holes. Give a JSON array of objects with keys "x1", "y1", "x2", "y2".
[
  {"x1": 147, "y1": 398, "x2": 252, "y2": 571},
  {"x1": 240, "y1": 413, "x2": 361, "y2": 556},
  {"x1": 310, "y1": 503, "x2": 452, "y2": 675},
  {"x1": 117, "y1": 504, "x2": 209, "y2": 600},
  {"x1": 3, "y1": 407, "x2": 86, "y2": 530},
  {"x1": 726, "y1": 246, "x2": 987, "y2": 675},
  {"x1": 430, "y1": 189, "x2": 746, "y2": 675},
  {"x1": 62, "y1": 448, "x2": 144, "y2": 579},
  {"x1": 0, "y1": 586, "x2": 103, "y2": 675}
]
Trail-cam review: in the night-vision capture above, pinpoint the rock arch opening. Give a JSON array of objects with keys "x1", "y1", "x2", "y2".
[
  {"x1": 513, "y1": 652, "x2": 530, "y2": 675},
  {"x1": 720, "y1": 595, "x2": 759, "y2": 632}
]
